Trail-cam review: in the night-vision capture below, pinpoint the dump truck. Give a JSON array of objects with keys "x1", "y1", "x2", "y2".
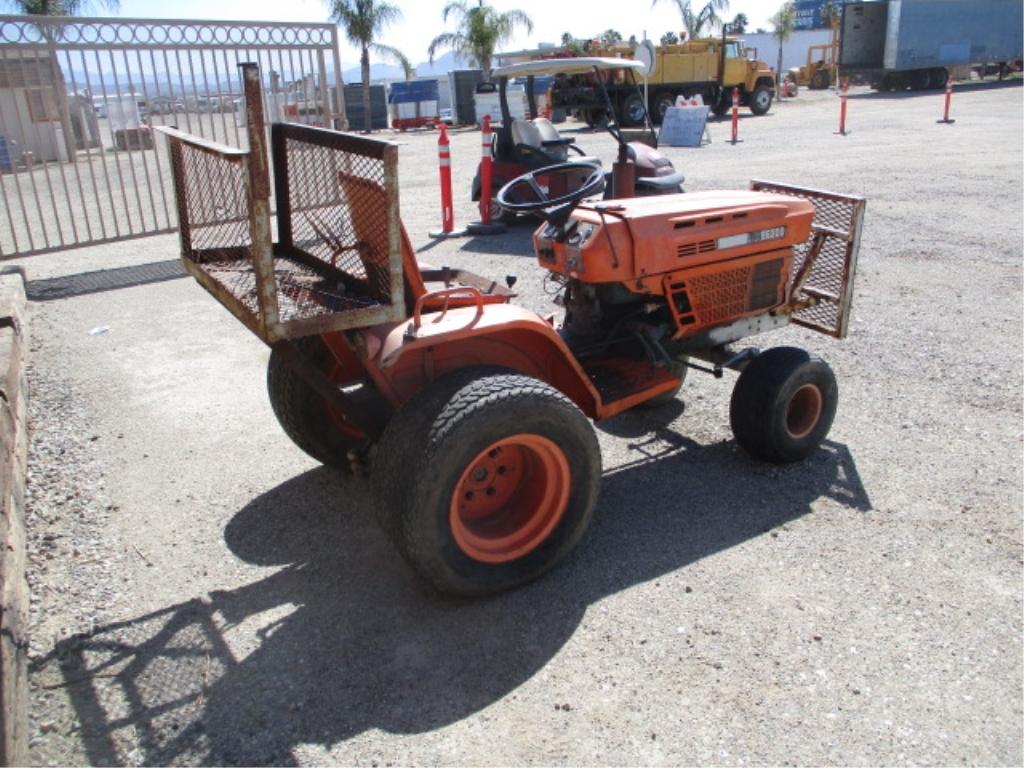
[
  {"x1": 839, "y1": 0, "x2": 1024, "y2": 90},
  {"x1": 550, "y1": 36, "x2": 777, "y2": 126}
]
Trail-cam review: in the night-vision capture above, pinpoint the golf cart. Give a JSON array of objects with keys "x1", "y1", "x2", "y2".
[{"x1": 471, "y1": 58, "x2": 686, "y2": 221}]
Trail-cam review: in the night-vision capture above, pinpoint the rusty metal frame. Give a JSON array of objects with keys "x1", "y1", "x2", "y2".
[
  {"x1": 162, "y1": 62, "x2": 406, "y2": 344},
  {"x1": 751, "y1": 179, "x2": 866, "y2": 339}
]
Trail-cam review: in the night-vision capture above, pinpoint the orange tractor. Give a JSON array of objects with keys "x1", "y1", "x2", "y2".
[{"x1": 164, "y1": 64, "x2": 865, "y2": 596}]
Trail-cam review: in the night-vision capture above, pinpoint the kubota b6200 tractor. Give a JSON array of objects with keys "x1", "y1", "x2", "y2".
[{"x1": 163, "y1": 64, "x2": 865, "y2": 596}]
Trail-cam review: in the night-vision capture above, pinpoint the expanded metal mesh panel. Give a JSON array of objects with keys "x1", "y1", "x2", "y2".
[
  {"x1": 170, "y1": 141, "x2": 251, "y2": 261},
  {"x1": 276, "y1": 123, "x2": 399, "y2": 307},
  {"x1": 165, "y1": 114, "x2": 405, "y2": 342},
  {"x1": 750, "y1": 180, "x2": 866, "y2": 338}
]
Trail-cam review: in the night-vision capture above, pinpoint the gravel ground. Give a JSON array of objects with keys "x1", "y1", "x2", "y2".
[{"x1": 10, "y1": 80, "x2": 1023, "y2": 766}]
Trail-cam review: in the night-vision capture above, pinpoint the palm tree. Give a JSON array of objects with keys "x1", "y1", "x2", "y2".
[
  {"x1": 770, "y1": 1, "x2": 797, "y2": 97},
  {"x1": 328, "y1": 0, "x2": 410, "y2": 132},
  {"x1": 599, "y1": 29, "x2": 623, "y2": 48},
  {"x1": 730, "y1": 12, "x2": 749, "y2": 34},
  {"x1": 428, "y1": 1, "x2": 534, "y2": 83},
  {"x1": 651, "y1": 0, "x2": 730, "y2": 40},
  {"x1": 2, "y1": 0, "x2": 118, "y2": 12}
]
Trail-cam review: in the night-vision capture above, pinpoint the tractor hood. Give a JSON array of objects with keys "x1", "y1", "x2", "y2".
[{"x1": 535, "y1": 190, "x2": 814, "y2": 285}]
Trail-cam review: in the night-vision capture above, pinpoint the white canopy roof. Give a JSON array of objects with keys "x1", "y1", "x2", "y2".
[{"x1": 493, "y1": 57, "x2": 645, "y2": 78}]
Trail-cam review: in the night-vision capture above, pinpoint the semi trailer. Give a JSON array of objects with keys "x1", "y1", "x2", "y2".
[{"x1": 839, "y1": 0, "x2": 1023, "y2": 90}]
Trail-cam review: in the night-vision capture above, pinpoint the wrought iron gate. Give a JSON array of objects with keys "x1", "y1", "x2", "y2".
[{"x1": 0, "y1": 15, "x2": 346, "y2": 257}]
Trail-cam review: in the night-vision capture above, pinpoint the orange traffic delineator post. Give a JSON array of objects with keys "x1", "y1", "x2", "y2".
[
  {"x1": 729, "y1": 87, "x2": 742, "y2": 145},
  {"x1": 937, "y1": 76, "x2": 956, "y2": 124},
  {"x1": 467, "y1": 114, "x2": 506, "y2": 235},
  {"x1": 429, "y1": 123, "x2": 467, "y2": 238},
  {"x1": 835, "y1": 80, "x2": 850, "y2": 135}
]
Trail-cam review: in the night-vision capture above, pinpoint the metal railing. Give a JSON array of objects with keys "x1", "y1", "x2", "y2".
[{"x1": 0, "y1": 15, "x2": 346, "y2": 258}]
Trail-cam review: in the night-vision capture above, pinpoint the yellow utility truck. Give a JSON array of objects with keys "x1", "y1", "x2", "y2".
[{"x1": 551, "y1": 37, "x2": 776, "y2": 126}]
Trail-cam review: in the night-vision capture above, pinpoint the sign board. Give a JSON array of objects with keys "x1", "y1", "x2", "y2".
[
  {"x1": 657, "y1": 105, "x2": 709, "y2": 148},
  {"x1": 635, "y1": 40, "x2": 657, "y2": 77}
]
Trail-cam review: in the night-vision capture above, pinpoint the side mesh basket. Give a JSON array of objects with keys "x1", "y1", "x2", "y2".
[
  {"x1": 751, "y1": 179, "x2": 866, "y2": 339},
  {"x1": 162, "y1": 63, "x2": 405, "y2": 344}
]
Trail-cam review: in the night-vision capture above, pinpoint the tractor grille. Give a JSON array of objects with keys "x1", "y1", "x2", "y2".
[{"x1": 665, "y1": 253, "x2": 788, "y2": 335}]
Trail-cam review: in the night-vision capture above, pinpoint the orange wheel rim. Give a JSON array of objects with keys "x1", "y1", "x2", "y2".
[
  {"x1": 449, "y1": 434, "x2": 571, "y2": 564},
  {"x1": 786, "y1": 384, "x2": 823, "y2": 440}
]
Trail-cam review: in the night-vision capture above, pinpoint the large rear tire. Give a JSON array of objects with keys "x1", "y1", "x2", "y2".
[
  {"x1": 371, "y1": 368, "x2": 601, "y2": 596},
  {"x1": 810, "y1": 69, "x2": 830, "y2": 90},
  {"x1": 729, "y1": 347, "x2": 838, "y2": 463},
  {"x1": 267, "y1": 336, "x2": 376, "y2": 470}
]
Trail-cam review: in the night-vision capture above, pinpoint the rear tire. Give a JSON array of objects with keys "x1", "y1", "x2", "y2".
[
  {"x1": 810, "y1": 69, "x2": 830, "y2": 90},
  {"x1": 581, "y1": 108, "x2": 608, "y2": 128},
  {"x1": 267, "y1": 336, "x2": 375, "y2": 470},
  {"x1": 371, "y1": 368, "x2": 601, "y2": 596},
  {"x1": 729, "y1": 347, "x2": 838, "y2": 463},
  {"x1": 653, "y1": 91, "x2": 676, "y2": 124},
  {"x1": 909, "y1": 69, "x2": 930, "y2": 91}
]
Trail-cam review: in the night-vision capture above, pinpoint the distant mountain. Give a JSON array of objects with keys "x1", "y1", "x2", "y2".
[{"x1": 341, "y1": 51, "x2": 473, "y2": 84}]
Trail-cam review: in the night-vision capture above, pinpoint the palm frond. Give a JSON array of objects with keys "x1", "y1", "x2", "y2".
[{"x1": 372, "y1": 42, "x2": 412, "y2": 78}]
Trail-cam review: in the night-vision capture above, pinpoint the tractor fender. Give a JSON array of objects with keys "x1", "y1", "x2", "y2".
[{"x1": 360, "y1": 304, "x2": 602, "y2": 418}]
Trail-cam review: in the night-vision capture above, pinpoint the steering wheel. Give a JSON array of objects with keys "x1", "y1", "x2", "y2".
[{"x1": 496, "y1": 161, "x2": 605, "y2": 224}]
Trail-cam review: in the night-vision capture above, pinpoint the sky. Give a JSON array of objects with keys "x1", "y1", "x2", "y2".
[{"x1": 97, "y1": 0, "x2": 789, "y2": 67}]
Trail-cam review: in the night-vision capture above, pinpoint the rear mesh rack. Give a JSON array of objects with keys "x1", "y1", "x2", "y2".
[
  {"x1": 163, "y1": 63, "x2": 405, "y2": 343},
  {"x1": 751, "y1": 180, "x2": 866, "y2": 338}
]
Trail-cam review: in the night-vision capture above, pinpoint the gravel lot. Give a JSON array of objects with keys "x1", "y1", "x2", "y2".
[{"x1": 11, "y1": 80, "x2": 1023, "y2": 766}]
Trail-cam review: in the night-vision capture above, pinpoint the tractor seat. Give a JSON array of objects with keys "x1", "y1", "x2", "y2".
[{"x1": 335, "y1": 171, "x2": 511, "y2": 316}]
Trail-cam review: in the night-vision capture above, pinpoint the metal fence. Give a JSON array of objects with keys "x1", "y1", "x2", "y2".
[{"x1": 0, "y1": 15, "x2": 346, "y2": 258}]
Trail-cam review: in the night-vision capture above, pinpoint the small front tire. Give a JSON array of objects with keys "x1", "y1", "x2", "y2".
[{"x1": 729, "y1": 347, "x2": 838, "y2": 463}]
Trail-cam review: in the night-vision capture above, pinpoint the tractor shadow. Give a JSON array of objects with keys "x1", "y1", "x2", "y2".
[{"x1": 40, "y1": 428, "x2": 870, "y2": 765}]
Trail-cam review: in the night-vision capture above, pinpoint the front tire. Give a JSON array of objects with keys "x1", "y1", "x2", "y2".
[
  {"x1": 371, "y1": 369, "x2": 601, "y2": 596},
  {"x1": 749, "y1": 84, "x2": 773, "y2": 115},
  {"x1": 620, "y1": 93, "x2": 647, "y2": 127},
  {"x1": 810, "y1": 69, "x2": 830, "y2": 90},
  {"x1": 729, "y1": 347, "x2": 838, "y2": 463}
]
